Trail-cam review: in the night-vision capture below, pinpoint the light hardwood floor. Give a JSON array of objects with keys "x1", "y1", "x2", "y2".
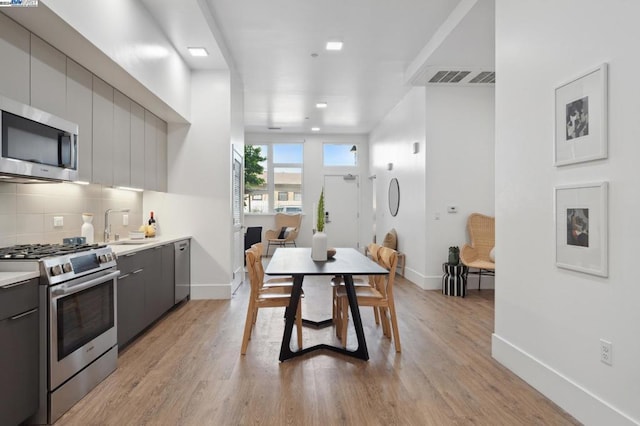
[{"x1": 57, "y1": 274, "x2": 579, "y2": 425}]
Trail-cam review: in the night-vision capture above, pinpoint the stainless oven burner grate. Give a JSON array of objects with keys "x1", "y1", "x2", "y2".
[{"x1": 0, "y1": 243, "x2": 105, "y2": 259}]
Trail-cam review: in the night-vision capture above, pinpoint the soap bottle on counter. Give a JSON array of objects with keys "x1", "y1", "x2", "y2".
[{"x1": 81, "y1": 213, "x2": 94, "y2": 244}]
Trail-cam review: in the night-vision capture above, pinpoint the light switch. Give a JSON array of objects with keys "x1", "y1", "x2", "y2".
[
  {"x1": 447, "y1": 206, "x2": 458, "y2": 214},
  {"x1": 53, "y1": 216, "x2": 64, "y2": 227},
  {"x1": 123, "y1": 214, "x2": 129, "y2": 226}
]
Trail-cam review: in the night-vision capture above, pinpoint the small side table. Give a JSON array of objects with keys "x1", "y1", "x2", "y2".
[{"x1": 442, "y1": 263, "x2": 468, "y2": 297}]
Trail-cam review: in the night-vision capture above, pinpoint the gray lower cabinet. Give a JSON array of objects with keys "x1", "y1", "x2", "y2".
[
  {"x1": 117, "y1": 244, "x2": 177, "y2": 349},
  {"x1": 144, "y1": 244, "x2": 174, "y2": 326},
  {"x1": 0, "y1": 278, "x2": 39, "y2": 426},
  {"x1": 116, "y1": 251, "x2": 148, "y2": 348}
]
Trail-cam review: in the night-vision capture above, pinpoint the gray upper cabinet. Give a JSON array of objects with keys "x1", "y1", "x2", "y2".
[
  {"x1": 144, "y1": 110, "x2": 158, "y2": 191},
  {"x1": 113, "y1": 90, "x2": 131, "y2": 187},
  {"x1": 66, "y1": 59, "x2": 93, "y2": 183},
  {"x1": 92, "y1": 76, "x2": 114, "y2": 186},
  {"x1": 30, "y1": 34, "x2": 66, "y2": 118},
  {"x1": 157, "y1": 119, "x2": 168, "y2": 192},
  {"x1": 0, "y1": 13, "x2": 30, "y2": 104},
  {"x1": 1, "y1": 16, "x2": 171, "y2": 192},
  {"x1": 130, "y1": 102, "x2": 146, "y2": 189}
]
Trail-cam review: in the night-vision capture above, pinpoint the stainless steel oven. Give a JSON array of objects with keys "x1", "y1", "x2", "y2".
[
  {"x1": 48, "y1": 268, "x2": 119, "y2": 391},
  {"x1": 0, "y1": 243, "x2": 120, "y2": 424}
]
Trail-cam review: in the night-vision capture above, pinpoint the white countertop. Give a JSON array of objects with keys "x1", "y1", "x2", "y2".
[
  {"x1": 0, "y1": 271, "x2": 40, "y2": 287},
  {"x1": 108, "y1": 235, "x2": 192, "y2": 256}
]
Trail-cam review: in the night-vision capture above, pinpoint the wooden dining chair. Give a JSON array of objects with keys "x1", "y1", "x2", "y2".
[
  {"x1": 241, "y1": 246, "x2": 303, "y2": 355},
  {"x1": 251, "y1": 243, "x2": 295, "y2": 289},
  {"x1": 335, "y1": 246, "x2": 401, "y2": 352},
  {"x1": 331, "y1": 243, "x2": 381, "y2": 331}
]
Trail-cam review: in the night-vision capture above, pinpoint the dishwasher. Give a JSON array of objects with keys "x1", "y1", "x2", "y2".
[{"x1": 174, "y1": 240, "x2": 191, "y2": 303}]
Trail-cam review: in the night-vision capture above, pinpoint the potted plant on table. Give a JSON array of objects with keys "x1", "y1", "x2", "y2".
[{"x1": 311, "y1": 189, "x2": 328, "y2": 261}]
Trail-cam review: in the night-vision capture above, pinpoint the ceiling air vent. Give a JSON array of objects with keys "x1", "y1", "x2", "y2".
[
  {"x1": 468, "y1": 71, "x2": 495, "y2": 84},
  {"x1": 411, "y1": 67, "x2": 495, "y2": 86}
]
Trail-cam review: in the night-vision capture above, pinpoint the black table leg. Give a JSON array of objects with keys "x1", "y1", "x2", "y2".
[
  {"x1": 279, "y1": 274, "x2": 369, "y2": 362},
  {"x1": 279, "y1": 275, "x2": 304, "y2": 362}
]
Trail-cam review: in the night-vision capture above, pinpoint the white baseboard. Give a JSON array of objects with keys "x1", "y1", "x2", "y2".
[
  {"x1": 406, "y1": 270, "x2": 495, "y2": 291},
  {"x1": 492, "y1": 334, "x2": 638, "y2": 426},
  {"x1": 191, "y1": 283, "x2": 232, "y2": 299}
]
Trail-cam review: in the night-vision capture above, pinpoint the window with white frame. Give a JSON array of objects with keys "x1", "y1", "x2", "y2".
[
  {"x1": 323, "y1": 143, "x2": 358, "y2": 166},
  {"x1": 244, "y1": 143, "x2": 303, "y2": 213}
]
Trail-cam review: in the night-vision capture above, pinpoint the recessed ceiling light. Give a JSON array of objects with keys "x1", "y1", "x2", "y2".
[
  {"x1": 326, "y1": 41, "x2": 343, "y2": 51},
  {"x1": 316, "y1": 102, "x2": 328, "y2": 109},
  {"x1": 311, "y1": 127, "x2": 321, "y2": 132},
  {"x1": 188, "y1": 47, "x2": 208, "y2": 57}
]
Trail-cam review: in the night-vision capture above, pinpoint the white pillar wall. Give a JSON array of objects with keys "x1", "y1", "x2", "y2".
[
  {"x1": 494, "y1": 1, "x2": 640, "y2": 424},
  {"x1": 145, "y1": 70, "x2": 235, "y2": 299}
]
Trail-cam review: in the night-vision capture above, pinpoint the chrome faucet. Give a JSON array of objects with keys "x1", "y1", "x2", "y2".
[{"x1": 104, "y1": 208, "x2": 130, "y2": 242}]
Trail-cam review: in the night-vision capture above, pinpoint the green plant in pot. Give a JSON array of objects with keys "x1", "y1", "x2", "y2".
[
  {"x1": 448, "y1": 246, "x2": 460, "y2": 265},
  {"x1": 316, "y1": 188, "x2": 325, "y2": 233},
  {"x1": 312, "y1": 188, "x2": 328, "y2": 261}
]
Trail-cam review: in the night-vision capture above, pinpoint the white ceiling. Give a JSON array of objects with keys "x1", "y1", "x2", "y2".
[{"x1": 141, "y1": 0, "x2": 494, "y2": 134}]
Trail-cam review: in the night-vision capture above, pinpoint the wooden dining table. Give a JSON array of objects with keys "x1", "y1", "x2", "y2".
[{"x1": 265, "y1": 247, "x2": 388, "y2": 361}]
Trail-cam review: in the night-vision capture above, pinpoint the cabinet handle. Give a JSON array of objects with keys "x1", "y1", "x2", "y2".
[
  {"x1": 132, "y1": 269, "x2": 144, "y2": 274},
  {"x1": 1, "y1": 279, "x2": 31, "y2": 289},
  {"x1": 10, "y1": 308, "x2": 38, "y2": 320},
  {"x1": 118, "y1": 273, "x2": 131, "y2": 280}
]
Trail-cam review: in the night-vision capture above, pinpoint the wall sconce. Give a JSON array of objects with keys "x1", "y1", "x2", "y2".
[
  {"x1": 413, "y1": 142, "x2": 420, "y2": 154},
  {"x1": 387, "y1": 163, "x2": 393, "y2": 171}
]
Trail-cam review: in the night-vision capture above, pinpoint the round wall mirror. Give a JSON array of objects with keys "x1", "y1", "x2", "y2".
[{"x1": 388, "y1": 178, "x2": 400, "y2": 217}]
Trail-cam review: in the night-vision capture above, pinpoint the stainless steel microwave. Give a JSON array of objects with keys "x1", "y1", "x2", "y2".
[{"x1": 0, "y1": 95, "x2": 78, "y2": 182}]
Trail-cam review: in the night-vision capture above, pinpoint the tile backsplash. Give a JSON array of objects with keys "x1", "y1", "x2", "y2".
[{"x1": 0, "y1": 181, "x2": 143, "y2": 247}]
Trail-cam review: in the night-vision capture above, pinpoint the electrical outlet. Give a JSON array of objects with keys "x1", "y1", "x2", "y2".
[
  {"x1": 600, "y1": 339, "x2": 612, "y2": 365},
  {"x1": 434, "y1": 212, "x2": 441, "y2": 220},
  {"x1": 123, "y1": 214, "x2": 129, "y2": 226},
  {"x1": 53, "y1": 216, "x2": 64, "y2": 227}
]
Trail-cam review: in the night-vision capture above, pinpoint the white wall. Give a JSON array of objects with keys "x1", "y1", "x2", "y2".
[
  {"x1": 493, "y1": 1, "x2": 640, "y2": 424},
  {"x1": 369, "y1": 86, "x2": 495, "y2": 290},
  {"x1": 425, "y1": 86, "x2": 495, "y2": 289},
  {"x1": 369, "y1": 87, "x2": 427, "y2": 286},
  {"x1": 244, "y1": 133, "x2": 370, "y2": 250},
  {"x1": 145, "y1": 70, "x2": 234, "y2": 299},
  {"x1": 43, "y1": 0, "x2": 191, "y2": 120}
]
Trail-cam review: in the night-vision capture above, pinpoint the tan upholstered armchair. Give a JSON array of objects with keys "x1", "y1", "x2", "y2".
[
  {"x1": 460, "y1": 213, "x2": 495, "y2": 290},
  {"x1": 265, "y1": 213, "x2": 302, "y2": 256}
]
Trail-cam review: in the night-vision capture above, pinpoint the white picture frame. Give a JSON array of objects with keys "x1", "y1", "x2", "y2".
[
  {"x1": 554, "y1": 63, "x2": 608, "y2": 166},
  {"x1": 555, "y1": 182, "x2": 608, "y2": 277}
]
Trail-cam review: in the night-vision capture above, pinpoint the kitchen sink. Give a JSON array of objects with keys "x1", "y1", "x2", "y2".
[{"x1": 108, "y1": 240, "x2": 148, "y2": 245}]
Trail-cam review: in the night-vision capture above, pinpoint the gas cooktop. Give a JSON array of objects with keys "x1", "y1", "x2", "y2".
[{"x1": 0, "y1": 243, "x2": 107, "y2": 260}]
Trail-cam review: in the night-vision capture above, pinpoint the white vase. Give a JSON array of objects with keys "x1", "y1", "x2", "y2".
[
  {"x1": 311, "y1": 231, "x2": 328, "y2": 261},
  {"x1": 81, "y1": 213, "x2": 94, "y2": 244}
]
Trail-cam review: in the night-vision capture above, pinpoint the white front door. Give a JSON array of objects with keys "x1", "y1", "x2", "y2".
[{"x1": 323, "y1": 174, "x2": 359, "y2": 249}]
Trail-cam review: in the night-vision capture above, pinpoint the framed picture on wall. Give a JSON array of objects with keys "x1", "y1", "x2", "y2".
[
  {"x1": 555, "y1": 182, "x2": 608, "y2": 277},
  {"x1": 554, "y1": 63, "x2": 608, "y2": 166}
]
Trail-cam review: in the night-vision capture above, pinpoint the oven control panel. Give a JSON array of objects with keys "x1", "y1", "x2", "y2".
[{"x1": 41, "y1": 247, "x2": 117, "y2": 285}]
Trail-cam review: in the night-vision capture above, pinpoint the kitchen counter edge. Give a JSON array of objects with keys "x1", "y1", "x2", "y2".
[
  {"x1": 108, "y1": 236, "x2": 192, "y2": 257},
  {"x1": 0, "y1": 271, "x2": 40, "y2": 287}
]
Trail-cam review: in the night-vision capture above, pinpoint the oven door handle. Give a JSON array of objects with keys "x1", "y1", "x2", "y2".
[{"x1": 51, "y1": 270, "x2": 120, "y2": 297}]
